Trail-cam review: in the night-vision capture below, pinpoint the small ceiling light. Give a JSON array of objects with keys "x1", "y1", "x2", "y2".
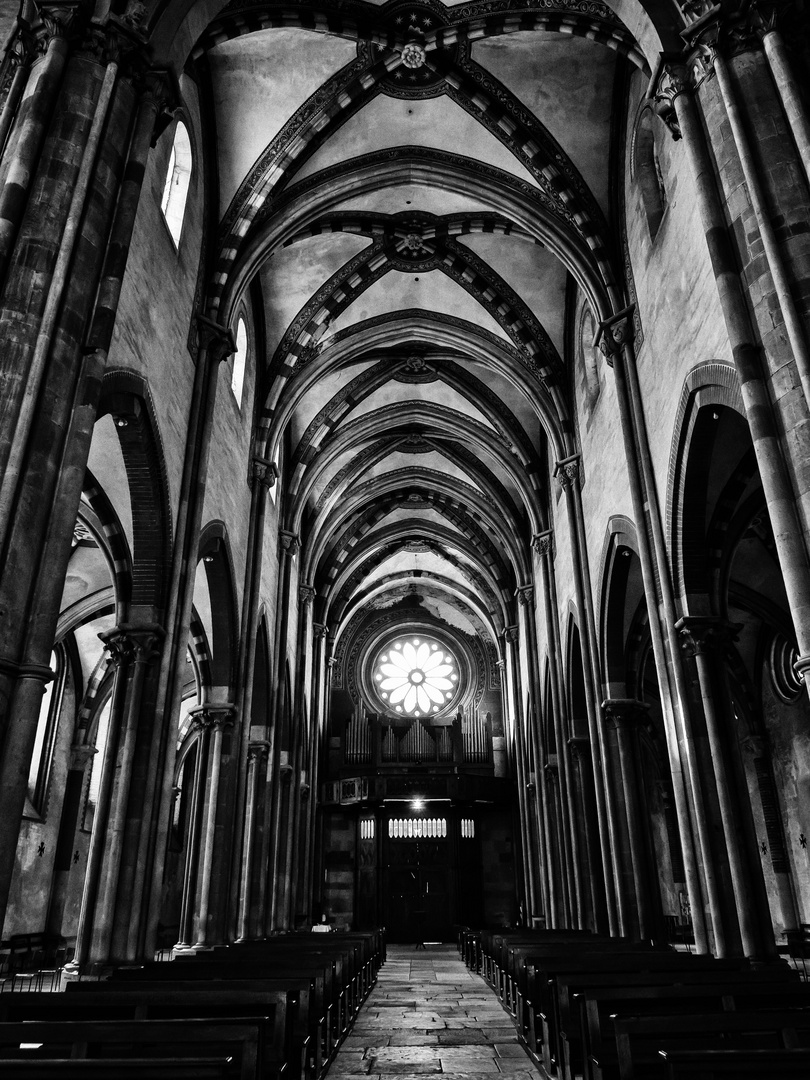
[
  {"x1": 411, "y1": 798, "x2": 425, "y2": 811},
  {"x1": 115, "y1": 417, "x2": 128, "y2": 428}
]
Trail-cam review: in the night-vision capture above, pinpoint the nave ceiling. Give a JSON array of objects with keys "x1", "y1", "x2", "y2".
[{"x1": 187, "y1": 0, "x2": 658, "y2": 698}]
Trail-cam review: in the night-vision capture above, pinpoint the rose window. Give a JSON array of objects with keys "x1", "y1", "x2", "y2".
[{"x1": 374, "y1": 637, "x2": 458, "y2": 716}]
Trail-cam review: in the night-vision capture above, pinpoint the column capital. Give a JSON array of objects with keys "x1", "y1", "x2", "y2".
[
  {"x1": 554, "y1": 454, "x2": 580, "y2": 491},
  {"x1": 69, "y1": 743, "x2": 97, "y2": 770},
  {"x1": 6, "y1": 19, "x2": 39, "y2": 70},
  {"x1": 532, "y1": 529, "x2": 553, "y2": 557},
  {"x1": 596, "y1": 305, "x2": 636, "y2": 362},
  {"x1": 602, "y1": 697, "x2": 650, "y2": 726},
  {"x1": 139, "y1": 68, "x2": 181, "y2": 147},
  {"x1": 680, "y1": 2, "x2": 774, "y2": 59},
  {"x1": 313, "y1": 622, "x2": 329, "y2": 640},
  {"x1": 195, "y1": 315, "x2": 236, "y2": 364},
  {"x1": 76, "y1": 14, "x2": 149, "y2": 70},
  {"x1": 567, "y1": 734, "x2": 590, "y2": 760},
  {"x1": 279, "y1": 530, "x2": 300, "y2": 557},
  {"x1": 247, "y1": 739, "x2": 270, "y2": 765},
  {"x1": 251, "y1": 456, "x2": 278, "y2": 490},
  {"x1": 189, "y1": 702, "x2": 237, "y2": 731},
  {"x1": 33, "y1": 2, "x2": 86, "y2": 50},
  {"x1": 99, "y1": 622, "x2": 164, "y2": 665},
  {"x1": 503, "y1": 624, "x2": 519, "y2": 645},
  {"x1": 649, "y1": 54, "x2": 693, "y2": 140},
  {"x1": 495, "y1": 658, "x2": 506, "y2": 672},
  {"x1": 299, "y1": 584, "x2": 316, "y2": 607},
  {"x1": 675, "y1": 615, "x2": 740, "y2": 657},
  {"x1": 515, "y1": 584, "x2": 534, "y2": 607}
]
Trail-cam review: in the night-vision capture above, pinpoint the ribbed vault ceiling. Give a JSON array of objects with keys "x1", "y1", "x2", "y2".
[{"x1": 194, "y1": 0, "x2": 651, "y2": 656}]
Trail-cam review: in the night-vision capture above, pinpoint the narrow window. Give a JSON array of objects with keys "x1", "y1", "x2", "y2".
[
  {"x1": 160, "y1": 121, "x2": 192, "y2": 248},
  {"x1": 231, "y1": 317, "x2": 248, "y2": 407},
  {"x1": 632, "y1": 104, "x2": 667, "y2": 241},
  {"x1": 27, "y1": 649, "x2": 63, "y2": 815}
]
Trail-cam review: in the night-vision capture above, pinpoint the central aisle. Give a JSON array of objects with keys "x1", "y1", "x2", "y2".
[{"x1": 328, "y1": 944, "x2": 540, "y2": 1079}]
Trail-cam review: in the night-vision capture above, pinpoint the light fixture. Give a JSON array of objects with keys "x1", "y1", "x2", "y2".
[{"x1": 411, "y1": 798, "x2": 425, "y2": 811}]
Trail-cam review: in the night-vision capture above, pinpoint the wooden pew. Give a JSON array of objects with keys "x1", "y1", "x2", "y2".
[
  {"x1": 596, "y1": 1010, "x2": 810, "y2": 1080},
  {"x1": 0, "y1": 1018, "x2": 269, "y2": 1080},
  {"x1": 659, "y1": 1047, "x2": 810, "y2": 1079},
  {"x1": 0, "y1": 1058, "x2": 236, "y2": 1078},
  {"x1": 570, "y1": 975, "x2": 808, "y2": 1080},
  {"x1": 64, "y1": 981, "x2": 310, "y2": 1077}
]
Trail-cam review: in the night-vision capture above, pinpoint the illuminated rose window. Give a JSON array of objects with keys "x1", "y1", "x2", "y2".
[{"x1": 375, "y1": 637, "x2": 458, "y2": 716}]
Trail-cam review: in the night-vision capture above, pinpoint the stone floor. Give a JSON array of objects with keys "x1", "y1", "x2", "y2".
[{"x1": 327, "y1": 944, "x2": 540, "y2": 1080}]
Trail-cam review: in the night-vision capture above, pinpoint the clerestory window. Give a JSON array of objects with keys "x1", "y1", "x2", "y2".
[{"x1": 160, "y1": 121, "x2": 192, "y2": 248}]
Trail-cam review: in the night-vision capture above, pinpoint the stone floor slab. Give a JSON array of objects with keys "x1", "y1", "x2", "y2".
[{"x1": 326, "y1": 945, "x2": 538, "y2": 1080}]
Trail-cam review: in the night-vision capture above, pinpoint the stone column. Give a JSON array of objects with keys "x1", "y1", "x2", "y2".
[
  {"x1": 677, "y1": 617, "x2": 775, "y2": 958},
  {"x1": 175, "y1": 717, "x2": 207, "y2": 950},
  {"x1": 597, "y1": 310, "x2": 711, "y2": 954},
  {"x1": 192, "y1": 703, "x2": 236, "y2": 948},
  {"x1": 567, "y1": 735, "x2": 605, "y2": 932},
  {"x1": 68, "y1": 623, "x2": 163, "y2": 970},
  {"x1": 300, "y1": 622, "x2": 329, "y2": 919},
  {"x1": 653, "y1": 57, "x2": 810, "y2": 705},
  {"x1": 143, "y1": 316, "x2": 235, "y2": 956},
  {"x1": 287, "y1": 584, "x2": 316, "y2": 927},
  {"x1": 603, "y1": 699, "x2": 656, "y2": 941},
  {"x1": 503, "y1": 628, "x2": 539, "y2": 923},
  {"x1": 45, "y1": 741, "x2": 97, "y2": 941},
  {"x1": 0, "y1": 13, "x2": 171, "y2": 934},
  {"x1": 236, "y1": 740, "x2": 270, "y2": 941},
  {"x1": 227, "y1": 455, "x2": 277, "y2": 940},
  {"x1": 516, "y1": 584, "x2": 554, "y2": 927},
  {"x1": 266, "y1": 529, "x2": 300, "y2": 933},
  {"x1": 556, "y1": 457, "x2": 622, "y2": 934},
  {"x1": 532, "y1": 530, "x2": 582, "y2": 926}
]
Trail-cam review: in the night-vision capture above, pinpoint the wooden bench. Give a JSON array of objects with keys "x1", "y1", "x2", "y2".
[
  {"x1": 0, "y1": 1058, "x2": 236, "y2": 1078},
  {"x1": 659, "y1": 1047, "x2": 810, "y2": 1079},
  {"x1": 0, "y1": 1017, "x2": 269, "y2": 1080},
  {"x1": 570, "y1": 976, "x2": 808, "y2": 1080},
  {"x1": 596, "y1": 1010, "x2": 810, "y2": 1080}
]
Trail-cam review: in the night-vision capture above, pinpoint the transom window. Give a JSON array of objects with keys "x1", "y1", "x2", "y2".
[{"x1": 374, "y1": 636, "x2": 458, "y2": 716}]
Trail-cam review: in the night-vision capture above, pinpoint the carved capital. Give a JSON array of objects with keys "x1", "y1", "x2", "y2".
[
  {"x1": 554, "y1": 455, "x2": 580, "y2": 491},
  {"x1": 140, "y1": 68, "x2": 181, "y2": 147},
  {"x1": 34, "y1": 2, "x2": 85, "y2": 51},
  {"x1": 299, "y1": 584, "x2": 316, "y2": 607},
  {"x1": 597, "y1": 306, "x2": 636, "y2": 362},
  {"x1": 279, "y1": 530, "x2": 300, "y2": 557},
  {"x1": 567, "y1": 735, "x2": 590, "y2": 760},
  {"x1": 650, "y1": 56, "x2": 692, "y2": 140},
  {"x1": 7, "y1": 20, "x2": 38, "y2": 70},
  {"x1": 247, "y1": 739, "x2": 270, "y2": 766},
  {"x1": 69, "y1": 743, "x2": 97, "y2": 770},
  {"x1": 602, "y1": 697, "x2": 650, "y2": 727},
  {"x1": 100, "y1": 623, "x2": 164, "y2": 666},
  {"x1": 681, "y1": 2, "x2": 769, "y2": 59},
  {"x1": 189, "y1": 702, "x2": 237, "y2": 731},
  {"x1": 313, "y1": 622, "x2": 329, "y2": 640},
  {"x1": 515, "y1": 584, "x2": 534, "y2": 608},
  {"x1": 532, "y1": 529, "x2": 554, "y2": 558},
  {"x1": 675, "y1": 615, "x2": 740, "y2": 658},
  {"x1": 504, "y1": 624, "x2": 519, "y2": 646},
  {"x1": 195, "y1": 315, "x2": 236, "y2": 364},
  {"x1": 252, "y1": 456, "x2": 279, "y2": 490}
]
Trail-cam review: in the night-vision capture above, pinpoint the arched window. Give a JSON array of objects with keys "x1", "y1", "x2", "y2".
[
  {"x1": 27, "y1": 648, "x2": 63, "y2": 816},
  {"x1": 632, "y1": 104, "x2": 667, "y2": 241},
  {"x1": 231, "y1": 317, "x2": 248, "y2": 407},
  {"x1": 160, "y1": 121, "x2": 192, "y2": 248}
]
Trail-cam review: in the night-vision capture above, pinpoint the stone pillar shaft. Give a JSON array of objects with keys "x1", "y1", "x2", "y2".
[
  {"x1": 534, "y1": 531, "x2": 582, "y2": 926},
  {"x1": 557, "y1": 461, "x2": 621, "y2": 935}
]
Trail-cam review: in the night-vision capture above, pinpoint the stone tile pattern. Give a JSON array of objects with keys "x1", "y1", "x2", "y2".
[{"x1": 327, "y1": 945, "x2": 541, "y2": 1080}]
